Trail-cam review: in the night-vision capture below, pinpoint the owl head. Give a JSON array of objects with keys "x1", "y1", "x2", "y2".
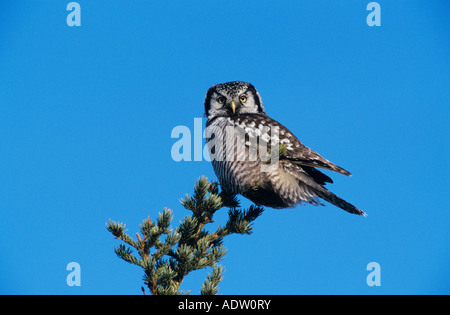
[{"x1": 204, "y1": 81, "x2": 266, "y2": 120}]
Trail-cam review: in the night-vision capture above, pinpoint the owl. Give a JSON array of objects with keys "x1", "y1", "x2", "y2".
[{"x1": 204, "y1": 81, "x2": 365, "y2": 216}]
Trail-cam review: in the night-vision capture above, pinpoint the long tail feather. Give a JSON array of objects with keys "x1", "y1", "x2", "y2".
[{"x1": 314, "y1": 188, "x2": 366, "y2": 216}]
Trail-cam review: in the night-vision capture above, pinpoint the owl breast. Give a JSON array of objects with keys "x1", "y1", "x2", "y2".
[{"x1": 206, "y1": 117, "x2": 263, "y2": 193}]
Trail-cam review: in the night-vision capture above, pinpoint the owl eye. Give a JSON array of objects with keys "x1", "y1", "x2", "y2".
[
  {"x1": 217, "y1": 96, "x2": 226, "y2": 104},
  {"x1": 239, "y1": 95, "x2": 247, "y2": 103}
]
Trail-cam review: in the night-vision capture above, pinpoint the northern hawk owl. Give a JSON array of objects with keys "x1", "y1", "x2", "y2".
[{"x1": 204, "y1": 81, "x2": 365, "y2": 216}]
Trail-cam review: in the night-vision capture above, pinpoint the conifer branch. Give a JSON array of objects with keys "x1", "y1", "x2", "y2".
[
  {"x1": 201, "y1": 265, "x2": 225, "y2": 295},
  {"x1": 106, "y1": 176, "x2": 264, "y2": 295}
]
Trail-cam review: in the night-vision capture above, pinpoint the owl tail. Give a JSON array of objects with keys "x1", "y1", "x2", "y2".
[
  {"x1": 314, "y1": 188, "x2": 366, "y2": 216},
  {"x1": 284, "y1": 163, "x2": 365, "y2": 216}
]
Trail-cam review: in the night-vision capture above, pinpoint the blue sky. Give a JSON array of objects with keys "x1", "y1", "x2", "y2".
[{"x1": 0, "y1": 1, "x2": 448, "y2": 294}]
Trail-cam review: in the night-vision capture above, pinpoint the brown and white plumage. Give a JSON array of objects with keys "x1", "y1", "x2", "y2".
[{"x1": 204, "y1": 81, "x2": 365, "y2": 216}]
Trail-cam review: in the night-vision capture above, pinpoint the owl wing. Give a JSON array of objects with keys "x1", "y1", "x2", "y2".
[
  {"x1": 266, "y1": 117, "x2": 365, "y2": 216},
  {"x1": 231, "y1": 114, "x2": 365, "y2": 216},
  {"x1": 233, "y1": 114, "x2": 352, "y2": 177},
  {"x1": 263, "y1": 116, "x2": 353, "y2": 177}
]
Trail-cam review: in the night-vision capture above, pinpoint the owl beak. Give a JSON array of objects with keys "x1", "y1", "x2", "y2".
[{"x1": 231, "y1": 101, "x2": 237, "y2": 114}]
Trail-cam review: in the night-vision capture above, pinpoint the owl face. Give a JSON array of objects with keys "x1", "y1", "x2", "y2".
[{"x1": 204, "y1": 81, "x2": 266, "y2": 120}]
